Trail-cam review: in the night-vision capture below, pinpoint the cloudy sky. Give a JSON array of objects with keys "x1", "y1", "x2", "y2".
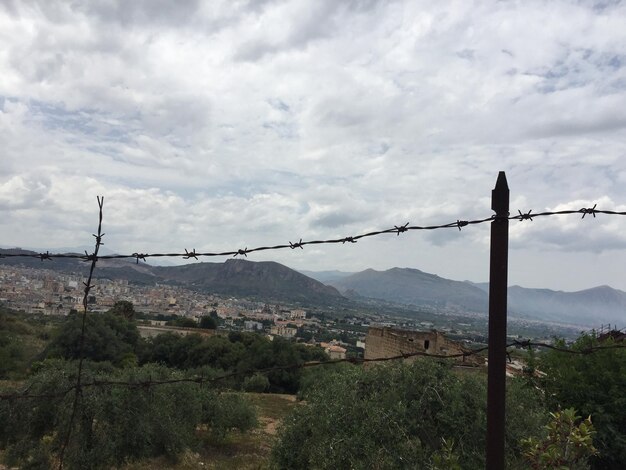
[{"x1": 1, "y1": 0, "x2": 625, "y2": 292}]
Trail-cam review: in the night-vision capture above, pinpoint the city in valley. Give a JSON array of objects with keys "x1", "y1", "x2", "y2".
[{"x1": 0, "y1": 263, "x2": 578, "y2": 364}]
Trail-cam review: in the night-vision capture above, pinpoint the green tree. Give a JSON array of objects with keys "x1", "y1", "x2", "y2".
[
  {"x1": 139, "y1": 331, "x2": 328, "y2": 392},
  {"x1": 108, "y1": 300, "x2": 136, "y2": 320},
  {"x1": 45, "y1": 312, "x2": 140, "y2": 366},
  {"x1": 540, "y1": 333, "x2": 626, "y2": 469},
  {"x1": 272, "y1": 361, "x2": 547, "y2": 469},
  {"x1": 166, "y1": 316, "x2": 198, "y2": 328},
  {"x1": 0, "y1": 361, "x2": 257, "y2": 469},
  {"x1": 199, "y1": 315, "x2": 217, "y2": 329},
  {"x1": 521, "y1": 408, "x2": 597, "y2": 469}
]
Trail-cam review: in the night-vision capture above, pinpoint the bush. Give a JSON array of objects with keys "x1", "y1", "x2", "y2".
[
  {"x1": 272, "y1": 361, "x2": 547, "y2": 469},
  {"x1": 45, "y1": 312, "x2": 140, "y2": 366},
  {"x1": 540, "y1": 333, "x2": 626, "y2": 469},
  {"x1": 521, "y1": 408, "x2": 597, "y2": 469},
  {"x1": 0, "y1": 360, "x2": 257, "y2": 469},
  {"x1": 243, "y1": 373, "x2": 270, "y2": 393}
]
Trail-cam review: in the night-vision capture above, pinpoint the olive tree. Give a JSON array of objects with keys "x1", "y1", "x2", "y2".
[
  {"x1": 0, "y1": 360, "x2": 257, "y2": 469},
  {"x1": 272, "y1": 360, "x2": 547, "y2": 470}
]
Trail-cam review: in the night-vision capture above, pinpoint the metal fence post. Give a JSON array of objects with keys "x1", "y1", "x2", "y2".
[{"x1": 486, "y1": 171, "x2": 509, "y2": 469}]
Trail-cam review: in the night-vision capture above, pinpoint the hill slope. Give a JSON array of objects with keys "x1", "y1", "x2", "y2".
[
  {"x1": 0, "y1": 249, "x2": 344, "y2": 306},
  {"x1": 154, "y1": 259, "x2": 344, "y2": 304},
  {"x1": 329, "y1": 267, "x2": 489, "y2": 312},
  {"x1": 330, "y1": 268, "x2": 626, "y2": 326},
  {"x1": 506, "y1": 284, "x2": 626, "y2": 325}
]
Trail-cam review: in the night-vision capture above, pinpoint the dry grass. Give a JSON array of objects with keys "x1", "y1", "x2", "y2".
[{"x1": 121, "y1": 393, "x2": 299, "y2": 470}]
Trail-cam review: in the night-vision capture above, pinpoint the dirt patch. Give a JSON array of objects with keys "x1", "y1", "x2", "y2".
[{"x1": 259, "y1": 417, "x2": 279, "y2": 435}]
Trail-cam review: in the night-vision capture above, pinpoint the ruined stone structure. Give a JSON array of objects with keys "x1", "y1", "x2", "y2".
[{"x1": 365, "y1": 326, "x2": 482, "y2": 366}]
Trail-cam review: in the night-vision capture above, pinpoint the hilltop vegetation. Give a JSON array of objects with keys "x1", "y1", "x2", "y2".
[{"x1": 0, "y1": 304, "x2": 327, "y2": 468}]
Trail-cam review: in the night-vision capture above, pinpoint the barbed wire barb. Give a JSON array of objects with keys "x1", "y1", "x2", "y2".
[
  {"x1": 290, "y1": 239, "x2": 304, "y2": 249},
  {"x1": 235, "y1": 247, "x2": 249, "y2": 257},
  {"x1": 456, "y1": 220, "x2": 468, "y2": 231},
  {"x1": 394, "y1": 223, "x2": 410, "y2": 235},
  {"x1": 580, "y1": 203, "x2": 597, "y2": 219}
]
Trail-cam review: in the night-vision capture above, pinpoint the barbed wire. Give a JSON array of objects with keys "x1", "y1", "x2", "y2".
[
  {"x1": 0, "y1": 206, "x2": 625, "y2": 264},
  {"x1": 1, "y1": 340, "x2": 624, "y2": 402}
]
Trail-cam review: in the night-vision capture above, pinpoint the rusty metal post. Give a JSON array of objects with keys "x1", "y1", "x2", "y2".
[{"x1": 486, "y1": 171, "x2": 509, "y2": 469}]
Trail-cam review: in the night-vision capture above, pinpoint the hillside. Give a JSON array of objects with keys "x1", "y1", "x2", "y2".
[
  {"x1": 507, "y1": 284, "x2": 626, "y2": 325},
  {"x1": 299, "y1": 270, "x2": 355, "y2": 283},
  {"x1": 0, "y1": 249, "x2": 344, "y2": 306},
  {"x1": 153, "y1": 259, "x2": 344, "y2": 304},
  {"x1": 329, "y1": 267, "x2": 488, "y2": 313},
  {"x1": 329, "y1": 268, "x2": 625, "y2": 326}
]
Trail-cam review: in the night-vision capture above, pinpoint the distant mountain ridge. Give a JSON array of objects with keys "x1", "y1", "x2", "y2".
[
  {"x1": 299, "y1": 270, "x2": 355, "y2": 283},
  {"x1": 2, "y1": 248, "x2": 624, "y2": 326},
  {"x1": 329, "y1": 267, "x2": 488, "y2": 312},
  {"x1": 327, "y1": 267, "x2": 625, "y2": 326}
]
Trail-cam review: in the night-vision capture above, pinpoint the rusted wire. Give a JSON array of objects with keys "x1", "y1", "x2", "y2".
[{"x1": 0, "y1": 206, "x2": 622, "y2": 263}]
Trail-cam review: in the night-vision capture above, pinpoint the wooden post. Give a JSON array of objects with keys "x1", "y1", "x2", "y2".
[{"x1": 486, "y1": 171, "x2": 509, "y2": 469}]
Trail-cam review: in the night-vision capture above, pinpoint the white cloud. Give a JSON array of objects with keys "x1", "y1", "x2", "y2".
[{"x1": 1, "y1": 0, "x2": 626, "y2": 291}]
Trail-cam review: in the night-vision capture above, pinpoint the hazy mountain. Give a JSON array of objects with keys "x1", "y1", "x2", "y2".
[
  {"x1": 468, "y1": 281, "x2": 625, "y2": 325},
  {"x1": 299, "y1": 270, "x2": 355, "y2": 283},
  {"x1": 506, "y1": 285, "x2": 626, "y2": 325},
  {"x1": 330, "y1": 268, "x2": 625, "y2": 326},
  {"x1": 329, "y1": 267, "x2": 489, "y2": 313}
]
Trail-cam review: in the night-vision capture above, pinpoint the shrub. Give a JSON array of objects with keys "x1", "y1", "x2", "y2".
[
  {"x1": 243, "y1": 373, "x2": 270, "y2": 393},
  {"x1": 272, "y1": 361, "x2": 547, "y2": 469},
  {"x1": 0, "y1": 361, "x2": 257, "y2": 469}
]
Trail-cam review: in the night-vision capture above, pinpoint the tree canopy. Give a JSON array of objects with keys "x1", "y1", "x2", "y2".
[
  {"x1": 539, "y1": 332, "x2": 626, "y2": 469},
  {"x1": 44, "y1": 311, "x2": 140, "y2": 366},
  {"x1": 0, "y1": 361, "x2": 257, "y2": 469},
  {"x1": 272, "y1": 360, "x2": 547, "y2": 469}
]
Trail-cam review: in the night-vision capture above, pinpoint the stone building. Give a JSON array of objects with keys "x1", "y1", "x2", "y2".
[
  {"x1": 365, "y1": 325, "x2": 482, "y2": 366},
  {"x1": 270, "y1": 324, "x2": 297, "y2": 338}
]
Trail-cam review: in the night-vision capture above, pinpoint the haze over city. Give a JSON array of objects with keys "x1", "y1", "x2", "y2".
[{"x1": 1, "y1": 0, "x2": 625, "y2": 291}]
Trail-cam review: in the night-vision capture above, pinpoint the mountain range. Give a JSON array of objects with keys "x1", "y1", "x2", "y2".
[
  {"x1": 320, "y1": 268, "x2": 625, "y2": 326},
  {"x1": 1, "y1": 248, "x2": 623, "y2": 326}
]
